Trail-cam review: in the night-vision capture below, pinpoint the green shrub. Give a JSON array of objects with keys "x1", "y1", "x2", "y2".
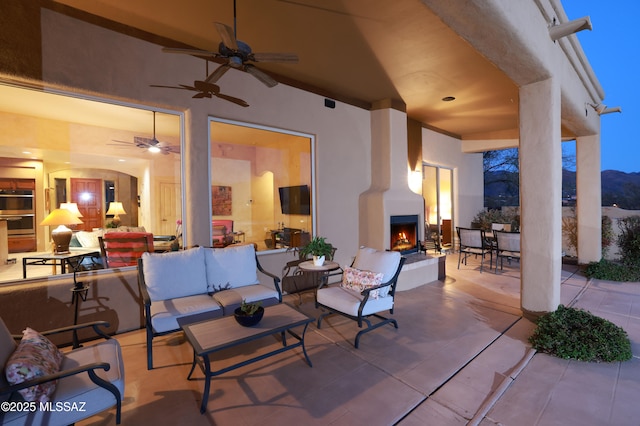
[
  {"x1": 617, "y1": 215, "x2": 640, "y2": 265},
  {"x1": 601, "y1": 215, "x2": 614, "y2": 257},
  {"x1": 472, "y1": 208, "x2": 519, "y2": 231},
  {"x1": 529, "y1": 305, "x2": 632, "y2": 362},
  {"x1": 584, "y1": 258, "x2": 640, "y2": 282}
]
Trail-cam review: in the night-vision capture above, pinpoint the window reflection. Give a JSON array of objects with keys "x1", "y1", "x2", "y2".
[
  {"x1": 0, "y1": 83, "x2": 183, "y2": 282},
  {"x1": 210, "y1": 119, "x2": 313, "y2": 251}
]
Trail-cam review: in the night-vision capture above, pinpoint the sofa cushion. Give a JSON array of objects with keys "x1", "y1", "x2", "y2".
[
  {"x1": 229, "y1": 285, "x2": 280, "y2": 305},
  {"x1": 353, "y1": 247, "x2": 401, "y2": 283},
  {"x1": 204, "y1": 244, "x2": 259, "y2": 291},
  {"x1": 5, "y1": 327, "x2": 64, "y2": 402},
  {"x1": 75, "y1": 230, "x2": 103, "y2": 248},
  {"x1": 341, "y1": 266, "x2": 384, "y2": 299},
  {"x1": 149, "y1": 294, "x2": 223, "y2": 333},
  {"x1": 316, "y1": 286, "x2": 394, "y2": 317},
  {"x1": 142, "y1": 247, "x2": 208, "y2": 301}
]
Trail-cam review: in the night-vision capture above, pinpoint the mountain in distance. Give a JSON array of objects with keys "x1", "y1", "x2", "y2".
[{"x1": 484, "y1": 169, "x2": 640, "y2": 209}]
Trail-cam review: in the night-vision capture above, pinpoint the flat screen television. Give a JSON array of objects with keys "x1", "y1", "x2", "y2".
[{"x1": 278, "y1": 185, "x2": 311, "y2": 215}]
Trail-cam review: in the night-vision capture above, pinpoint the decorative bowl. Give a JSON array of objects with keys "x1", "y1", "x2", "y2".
[{"x1": 233, "y1": 306, "x2": 264, "y2": 327}]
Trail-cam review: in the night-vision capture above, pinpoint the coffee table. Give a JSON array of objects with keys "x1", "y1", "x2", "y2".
[{"x1": 181, "y1": 303, "x2": 314, "y2": 414}]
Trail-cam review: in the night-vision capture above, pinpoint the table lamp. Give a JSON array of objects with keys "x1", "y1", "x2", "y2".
[
  {"x1": 106, "y1": 202, "x2": 126, "y2": 227},
  {"x1": 40, "y1": 208, "x2": 84, "y2": 254},
  {"x1": 60, "y1": 202, "x2": 84, "y2": 218}
]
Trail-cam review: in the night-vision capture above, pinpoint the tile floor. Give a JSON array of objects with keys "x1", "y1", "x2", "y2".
[{"x1": 75, "y1": 254, "x2": 639, "y2": 426}]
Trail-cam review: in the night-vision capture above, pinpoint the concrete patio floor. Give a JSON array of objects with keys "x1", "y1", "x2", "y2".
[{"x1": 78, "y1": 254, "x2": 640, "y2": 425}]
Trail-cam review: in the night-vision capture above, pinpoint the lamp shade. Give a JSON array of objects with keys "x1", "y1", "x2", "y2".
[
  {"x1": 40, "y1": 208, "x2": 84, "y2": 227},
  {"x1": 40, "y1": 208, "x2": 84, "y2": 254},
  {"x1": 60, "y1": 202, "x2": 83, "y2": 217},
  {"x1": 106, "y1": 202, "x2": 126, "y2": 216}
]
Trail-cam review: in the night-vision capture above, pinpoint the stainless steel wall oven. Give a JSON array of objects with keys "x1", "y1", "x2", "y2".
[{"x1": 0, "y1": 188, "x2": 36, "y2": 235}]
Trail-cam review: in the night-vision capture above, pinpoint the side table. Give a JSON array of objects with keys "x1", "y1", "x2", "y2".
[{"x1": 298, "y1": 260, "x2": 341, "y2": 288}]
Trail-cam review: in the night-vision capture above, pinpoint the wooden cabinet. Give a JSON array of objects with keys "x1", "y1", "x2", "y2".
[
  {"x1": 0, "y1": 178, "x2": 35, "y2": 190},
  {"x1": 8, "y1": 236, "x2": 36, "y2": 253}
]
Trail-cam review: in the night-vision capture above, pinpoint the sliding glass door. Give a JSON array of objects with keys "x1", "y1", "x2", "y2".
[{"x1": 422, "y1": 164, "x2": 454, "y2": 250}]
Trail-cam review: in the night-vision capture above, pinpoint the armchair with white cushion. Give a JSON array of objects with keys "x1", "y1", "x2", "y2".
[
  {"x1": 315, "y1": 247, "x2": 406, "y2": 348},
  {"x1": 0, "y1": 318, "x2": 124, "y2": 425}
]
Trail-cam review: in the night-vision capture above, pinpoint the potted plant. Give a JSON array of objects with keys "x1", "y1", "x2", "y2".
[
  {"x1": 234, "y1": 300, "x2": 264, "y2": 327},
  {"x1": 299, "y1": 236, "x2": 333, "y2": 266}
]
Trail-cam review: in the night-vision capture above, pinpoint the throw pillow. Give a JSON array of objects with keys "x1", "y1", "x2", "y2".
[
  {"x1": 5, "y1": 328, "x2": 64, "y2": 402},
  {"x1": 341, "y1": 266, "x2": 384, "y2": 299}
]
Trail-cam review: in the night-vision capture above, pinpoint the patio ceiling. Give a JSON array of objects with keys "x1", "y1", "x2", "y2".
[{"x1": 47, "y1": 0, "x2": 521, "y2": 141}]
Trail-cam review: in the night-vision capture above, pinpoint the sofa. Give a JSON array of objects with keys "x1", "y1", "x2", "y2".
[
  {"x1": 138, "y1": 244, "x2": 281, "y2": 369},
  {"x1": 71, "y1": 226, "x2": 177, "y2": 253}
]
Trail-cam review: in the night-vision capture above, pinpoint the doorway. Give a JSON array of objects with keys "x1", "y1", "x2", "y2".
[
  {"x1": 71, "y1": 178, "x2": 103, "y2": 231},
  {"x1": 423, "y1": 164, "x2": 454, "y2": 250}
]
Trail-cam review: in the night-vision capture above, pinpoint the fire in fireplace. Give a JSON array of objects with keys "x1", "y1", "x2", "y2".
[{"x1": 390, "y1": 215, "x2": 419, "y2": 254}]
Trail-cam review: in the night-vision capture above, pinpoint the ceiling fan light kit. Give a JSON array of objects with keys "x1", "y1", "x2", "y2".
[{"x1": 109, "y1": 111, "x2": 179, "y2": 155}]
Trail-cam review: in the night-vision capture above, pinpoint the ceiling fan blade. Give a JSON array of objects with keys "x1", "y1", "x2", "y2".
[
  {"x1": 252, "y1": 52, "x2": 299, "y2": 63},
  {"x1": 150, "y1": 84, "x2": 198, "y2": 92},
  {"x1": 244, "y1": 64, "x2": 278, "y2": 88},
  {"x1": 204, "y1": 64, "x2": 231, "y2": 84},
  {"x1": 215, "y1": 93, "x2": 250, "y2": 107},
  {"x1": 162, "y1": 47, "x2": 219, "y2": 59},
  {"x1": 192, "y1": 92, "x2": 211, "y2": 99},
  {"x1": 215, "y1": 22, "x2": 238, "y2": 51},
  {"x1": 134, "y1": 136, "x2": 157, "y2": 147}
]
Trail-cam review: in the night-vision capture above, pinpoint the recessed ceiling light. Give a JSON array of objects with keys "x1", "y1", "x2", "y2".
[
  {"x1": 118, "y1": 159, "x2": 126, "y2": 162},
  {"x1": 442, "y1": 96, "x2": 456, "y2": 102},
  {"x1": 22, "y1": 151, "x2": 31, "y2": 154}
]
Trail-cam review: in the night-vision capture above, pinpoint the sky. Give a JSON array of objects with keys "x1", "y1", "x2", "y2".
[{"x1": 562, "y1": 0, "x2": 640, "y2": 173}]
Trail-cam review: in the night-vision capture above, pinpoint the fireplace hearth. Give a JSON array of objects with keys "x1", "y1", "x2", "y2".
[{"x1": 390, "y1": 215, "x2": 419, "y2": 254}]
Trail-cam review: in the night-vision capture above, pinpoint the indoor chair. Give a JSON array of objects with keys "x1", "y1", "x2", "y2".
[
  {"x1": 99, "y1": 232, "x2": 155, "y2": 268},
  {"x1": 212, "y1": 220, "x2": 234, "y2": 247},
  {"x1": 0, "y1": 318, "x2": 124, "y2": 425},
  {"x1": 457, "y1": 227, "x2": 493, "y2": 273},
  {"x1": 315, "y1": 247, "x2": 405, "y2": 348}
]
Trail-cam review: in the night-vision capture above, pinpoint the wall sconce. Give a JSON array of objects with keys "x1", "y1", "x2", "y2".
[
  {"x1": 587, "y1": 103, "x2": 622, "y2": 116},
  {"x1": 549, "y1": 16, "x2": 592, "y2": 41}
]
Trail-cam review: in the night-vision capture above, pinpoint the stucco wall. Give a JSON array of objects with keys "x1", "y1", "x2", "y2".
[{"x1": 36, "y1": 8, "x2": 373, "y2": 268}]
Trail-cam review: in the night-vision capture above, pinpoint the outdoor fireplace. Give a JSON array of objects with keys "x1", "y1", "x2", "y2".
[{"x1": 390, "y1": 215, "x2": 419, "y2": 254}]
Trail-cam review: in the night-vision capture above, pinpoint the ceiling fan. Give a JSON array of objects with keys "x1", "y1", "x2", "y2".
[
  {"x1": 162, "y1": 0, "x2": 298, "y2": 88},
  {"x1": 150, "y1": 62, "x2": 249, "y2": 107},
  {"x1": 109, "y1": 111, "x2": 179, "y2": 155}
]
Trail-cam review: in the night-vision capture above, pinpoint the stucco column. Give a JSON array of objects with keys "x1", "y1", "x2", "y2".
[
  {"x1": 576, "y1": 134, "x2": 602, "y2": 263},
  {"x1": 184, "y1": 108, "x2": 211, "y2": 248},
  {"x1": 519, "y1": 78, "x2": 562, "y2": 315}
]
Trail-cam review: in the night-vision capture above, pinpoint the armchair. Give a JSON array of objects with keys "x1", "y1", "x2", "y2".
[
  {"x1": 99, "y1": 232, "x2": 155, "y2": 268},
  {"x1": 315, "y1": 247, "x2": 405, "y2": 348},
  {"x1": 0, "y1": 319, "x2": 124, "y2": 425}
]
